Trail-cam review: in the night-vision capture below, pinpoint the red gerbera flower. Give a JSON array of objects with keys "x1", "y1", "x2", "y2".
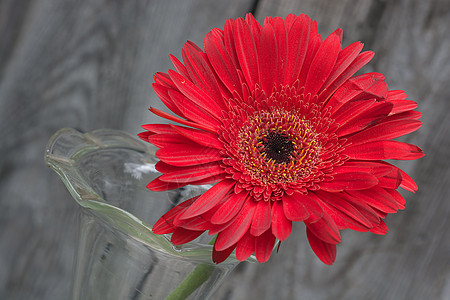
[{"x1": 139, "y1": 13, "x2": 424, "y2": 265}]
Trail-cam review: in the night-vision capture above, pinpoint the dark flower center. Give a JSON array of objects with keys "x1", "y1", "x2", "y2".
[
  {"x1": 231, "y1": 107, "x2": 323, "y2": 186},
  {"x1": 260, "y1": 131, "x2": 295, "y2": 164}
]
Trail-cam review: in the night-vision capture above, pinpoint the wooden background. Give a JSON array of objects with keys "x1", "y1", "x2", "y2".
[{"x1": 1, "y1": 0, "x2": 449, "y2": 299}]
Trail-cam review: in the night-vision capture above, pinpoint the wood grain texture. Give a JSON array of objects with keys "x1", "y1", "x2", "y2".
[{"x1": 1, "y1": 0, "x2": 448, "y2": 299}]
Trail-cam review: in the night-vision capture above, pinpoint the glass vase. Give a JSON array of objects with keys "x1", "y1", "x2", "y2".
[{"x1": 45, "y1": 128, "x2": 247, "y2": 300}]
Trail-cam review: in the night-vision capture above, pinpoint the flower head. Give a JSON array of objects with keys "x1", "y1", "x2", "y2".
[{"x1": 139, "y1": 13, "x2": 424, "y2": 264}]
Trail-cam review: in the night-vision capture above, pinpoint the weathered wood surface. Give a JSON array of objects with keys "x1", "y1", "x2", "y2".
[{"x1": 0, "y1": 0, "x2": 449, "y2": 299}]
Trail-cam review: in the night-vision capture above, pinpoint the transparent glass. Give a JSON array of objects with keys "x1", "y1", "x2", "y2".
[{"x1": 45, "y1": 128, "x2": 247, "y2": 300}]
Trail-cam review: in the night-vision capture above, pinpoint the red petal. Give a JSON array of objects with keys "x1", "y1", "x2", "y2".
[
  {"x1": 146, "y1": 177, "x2": 188, "y2": 192},
  {"x1": 370, "y1": 220, "x2": 389, "y2": 235},
  {"x1": 148, "y1": 133, "x2": 187, "y2": 148},
  {"x1": 283, "y1": 14, "x2": 310, "y2": 85},
  {"x1": 385, "y1": 90, "x2": 418, "y2": 113},
  {"x1": 190, "y1": 173, "x2": 228, "y2": 185},
  {"x1": 168, "y1": 89, "x2": 221, "y2": 130},
  {"x1": 176, "y1": 216, "x2": 210, "y2": 231},
  {"x1": 208, "y1": 218, "x2": 236, "y2": 236},
  {"x1": 370, "y1": 207, "x2": 388, "y2": 219},
  {"x1": 285, "y1": 192, "x2": 324, "y2": 222},
  {"x1": 152, "y1": 196, "x2": 198, "y2": 234},
  {"x1": 204, "y1": 29, "x2": 241, "y2": 95},
  {"x1": 171, "y1": 227, "x2": 204, "y2": 245},
  {"x1": 235, "y1": 71, "x2": 251, "y2": 105},
  {"x1": 149, "y1": 107, "x2": 215, "y2": 132},
  {"x1": 306, "y1": 227, "x2": 337, "y2": 265},
  {"x1": 387, "y1": 89, "x2": 408, "y2": 101},
  {"x1": 236, "y1": 231, "x2": 256, "y2": 261},
  {"x1": 315, "y1": 191, "x2": 373, "y2": 231},
  {"x1": 347, "y1": 187, "x2": 399, "y2": 213},
  {"x1": 154, "y1": 72, "x2": 176, "y2": 89},
  {"x1": 272, "y1": 17, "x2": 288, "y2": 85},
  {"x1": 319, "y1": 172, "x2": 379, "y2": 191},
  {"x1": 327, "y1": 72, "x2": 388, "y2": 114},
  {"x1": 284, "y1": 14, "x2": 297, "y2": 29},
  {"x1": 223, "y1": 19, "x2": 239, "y2": 69},
  {"x1": 234, "y1": 18, "x2": 259, "y2": 89},
  {"x1": 377, "y1": 168, "x2": 402, "y2": 189},
  {"x1": 319, "y1": 46, "x2": 374, "y2": 102},
  {"x1": 282, "y1": 193, "x2": 310, "y2": 221},
  {"x1": 385, "y1": 189, "x2": 406, "y2": 209},
  {"x1": 299, "y1": 190, "x2": 322, "y2": 210},
  {"x1": 304, "y1": 29, "x2": 341, "y2": 96},
  {"x1": 141, "y1": 123, "x2": 177, "y2": 134},
  {"x1": 254, "y1": 229, "x2": 276, "y2": 263},
  {"x1": 137, "y1": 131, "x2": 151, "y2": 142},
  {"x1": 321, "y1": 42, "x2": 363, "y2": 91},
  {"x1": 389, "y1": 100, "x2": 418, "y2": 114},
  {"x1": 156, "y1": 141, "x2": 223, "y2": 167},
  {"x1": 385, "y1": 110, "x2": 422, "y2": 122},
  {"x1": 378, "y1": 161, "x2": 418, "y2": 192},
  {"x1": 172, "y1": 125, "x2": 224, "y2": 150},
  {"x1": 305, "y1": 211, "x2": 341, "y2": 244},
  {"x1": 332, "y1": 99, "x2": 376, "y2": 128},
  {"x1": 212, "y1": 243, "x2": 236, "y2": 264},
  {"x1": 246, "y1": 13, "x2": 262, "y2": 41},
  {"x1": 333, "y1": 161, "x2": 393, "y2": 177},
  {"x1": 344, "y1": 140, "x2": 425, "y2": 160},
  {"x1": 350, "y1": 72, "x2": 389, "y2": 100},
  {"x1": 318, "y1": 201, "x2": 348, "y2": 230},
  {"x1": 340, "y1": 193, "x2": 381, "y2": 226},
  {"x1": 335, "y1": 102, "x2": 393, "y2": 136},
  {"x1": 211, "y1": 191, "x2": 249, "y2": 224},
  {"x1": 168, "y1": 69, "x2": 223, "y2": 119},
  {"x1": 250, "y1": 200, "x2": 272, "y2": 236},
  {"x1": 153, "y1": 83, "x2": 185, "y2": 118},
  {"x1": 214, "y1": 198, "x2": 257, "y2": 251},
  {"x1": 169, "y1": 54, "x2": 190, "y2": 79},
  {"x1": 182, "y1": 42, "x2": 228, "y2": 111},
  {"x1": 155, "y1": 161, "x2": 183, "y2": 173},
  {"x1": 179, "y1": 179, "x2": 235, "y2": 219},
  {"x1": 258, "y1": 22, "x2": 278, "y2": 95},
  {"x1": 399, "y1": 168, "x2": 418, "y2": 192},
  {"x1": 298, "y1": 20, "x2": 322, "y2": 87},
  {"x1": 159, "y1": 162, "x2": 225, "y2": 183},
  {"x1": 345, "y1": 119, "x2": 422, "y2": 145},
  {"x1": 272, "y1": 200, "x2": 292, "y2": 241}
]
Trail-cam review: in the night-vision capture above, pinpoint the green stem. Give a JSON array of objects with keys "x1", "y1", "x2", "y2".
[
  {"x1": 164, "y1": 237, "x2": 217, "y2": 300},
  {"x1": 164, "y1": 263, "x2": 214, "y2": 300}
]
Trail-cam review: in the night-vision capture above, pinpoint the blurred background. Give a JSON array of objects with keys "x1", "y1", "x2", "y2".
[{"x1": 1, "y1": 0, "x2": 449, "y2": 299}]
